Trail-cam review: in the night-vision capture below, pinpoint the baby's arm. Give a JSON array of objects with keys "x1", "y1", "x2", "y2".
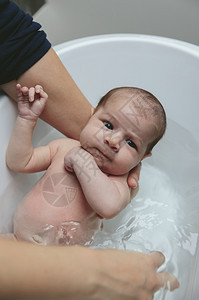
[
  {"x1": 6, "y1": 84, "x2": 50, "y2": 173},
  {"x1": 64, "y1": 147, "x2": 132, "y2": 219}
]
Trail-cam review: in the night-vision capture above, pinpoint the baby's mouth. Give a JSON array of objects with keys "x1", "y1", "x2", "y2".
[{"x1": 88, "y1": 148, "x2": 111, "y2": 161}]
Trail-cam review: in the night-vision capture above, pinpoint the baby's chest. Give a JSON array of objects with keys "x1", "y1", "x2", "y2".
[{"x1": 22, "y1": 158, "x2": 94, "y2": 224}]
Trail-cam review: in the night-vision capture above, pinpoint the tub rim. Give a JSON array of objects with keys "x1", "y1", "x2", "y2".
[{"x1": 53, "y1": 33, "x2": 199, "y2": 58}]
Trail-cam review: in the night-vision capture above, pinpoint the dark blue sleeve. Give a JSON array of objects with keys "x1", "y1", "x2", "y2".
[{"x1": 0, "y1": 0, "x2": 51, "y2": 84}]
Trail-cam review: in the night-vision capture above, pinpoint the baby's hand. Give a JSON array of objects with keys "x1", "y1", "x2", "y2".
[
  {"x1": 64, "y1": 147, "x2": 80, "y2": 173},
  {"x1": 64, "y1": 147, "x2": 93, "y2": 173},
  {"x1": 16, "y1": 84, "x2": 48, "y2": 120}
]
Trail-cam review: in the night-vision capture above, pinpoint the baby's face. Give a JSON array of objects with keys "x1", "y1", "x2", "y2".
[{"x1": 80, "y1": 91, "x2": 157, "y2": 175}]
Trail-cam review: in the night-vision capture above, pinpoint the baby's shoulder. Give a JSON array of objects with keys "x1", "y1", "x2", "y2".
[{"x1": 48, "y1": 137, "x2": 80, "y2": 155}]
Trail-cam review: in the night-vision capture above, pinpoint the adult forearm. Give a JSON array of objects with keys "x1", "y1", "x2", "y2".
[
  {"x1": 0, "y1": 48, "x2": 92, "y2": 139},
  {"x1": 0, "y1": 240, "x2": 94, "y2": 300}
]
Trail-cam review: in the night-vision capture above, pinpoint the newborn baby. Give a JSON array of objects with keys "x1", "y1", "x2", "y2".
[{"x1": 5, "y1": 84, "x2": 166, "y2": 245}]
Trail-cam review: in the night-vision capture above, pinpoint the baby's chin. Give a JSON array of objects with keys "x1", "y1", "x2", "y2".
[
  {"x1": 84, "y1": 147, "x2": 130, "y2": 175},
  {"x1": 93, "y1": 156, "x2": 107, "y2": 171}
]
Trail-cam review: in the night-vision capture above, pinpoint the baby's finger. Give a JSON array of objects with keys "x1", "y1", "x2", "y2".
[
  {"x1": 29, "y1": 87, "x2": 35, "y2": 102},
  {"x1": 16, "y1": 83, "x2": 21, "y2": 91},
  {"x1": 21, "y1": 86, "x2": 29, "y2": 96},
  {"x1": 16, "y1": 84, "x2": 22, "y2": 97},
  {"x1": 40, "y1": 89, "x2": 48, "y2": 100},
  {"x1": 35, "y1": 85, "x2": 48, "y2": 102},
  {"x1": 35, "y1": 85, "x2": 43, "y2": 94}
]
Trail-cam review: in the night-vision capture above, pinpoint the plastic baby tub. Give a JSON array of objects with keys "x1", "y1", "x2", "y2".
[{"x1": 0, "y1": 34, "x2": 199, "y2": 299}]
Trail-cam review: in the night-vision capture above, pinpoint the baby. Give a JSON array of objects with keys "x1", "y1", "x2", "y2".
[{"x1": 5, "y1": 84, "x2": 166, "y2": 246}]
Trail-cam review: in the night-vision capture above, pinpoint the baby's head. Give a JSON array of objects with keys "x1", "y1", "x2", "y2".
[{"x1": 80, "y1": 87, "x2": 166, "y2": 175}]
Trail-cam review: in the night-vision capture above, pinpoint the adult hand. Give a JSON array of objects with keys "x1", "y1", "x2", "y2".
[
  {"x1": 85, "y1": 248, "x2": 179, "y2": 300},
  {"x1": 127, "y1": 162, "x2": 142, "y2": 189}
]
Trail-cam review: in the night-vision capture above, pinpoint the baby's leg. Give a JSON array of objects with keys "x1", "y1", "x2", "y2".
[{"x1": 0, "y1": 233, "x2": 17, "y2": 241}]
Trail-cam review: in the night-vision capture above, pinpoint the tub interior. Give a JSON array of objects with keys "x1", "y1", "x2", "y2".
[{"x1": 0, "y1": 34, "x2": 199, "y2": 299}]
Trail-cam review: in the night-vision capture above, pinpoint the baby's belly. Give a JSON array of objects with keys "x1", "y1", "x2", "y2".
[{"x1": 14, "y1": 171, "x2": 101, "y2": 245}]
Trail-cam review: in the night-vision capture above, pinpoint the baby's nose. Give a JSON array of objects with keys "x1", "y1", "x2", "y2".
[{"x1": 104, "y1": 132, "x2": 122, "y2": 151}]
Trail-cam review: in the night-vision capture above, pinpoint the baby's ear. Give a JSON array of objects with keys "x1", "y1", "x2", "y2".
[{"x1": 142, "y1": 152, "x2": 152, "y2": 160}]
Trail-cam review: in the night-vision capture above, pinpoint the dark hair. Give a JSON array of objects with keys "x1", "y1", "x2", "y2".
[{"x1": 96, "y1": 87, "x2": 166, "y2": 154}]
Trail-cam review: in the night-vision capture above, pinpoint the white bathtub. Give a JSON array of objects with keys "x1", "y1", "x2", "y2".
[{"x1": 0, "y1": 34, "x2": 199, "y2": 299}]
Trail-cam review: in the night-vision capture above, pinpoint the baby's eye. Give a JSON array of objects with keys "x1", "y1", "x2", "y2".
[
  {"x1": 126, "y1": 139, "x2": 137, "y2": 149},
  {"x1": 103, "y1": 121, "x2": 113, "y2": 130}
]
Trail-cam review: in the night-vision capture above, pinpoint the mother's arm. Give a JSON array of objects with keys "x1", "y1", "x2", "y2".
[{"x1": 1, "y1": 47, "x2": 92, "y2": 140}]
